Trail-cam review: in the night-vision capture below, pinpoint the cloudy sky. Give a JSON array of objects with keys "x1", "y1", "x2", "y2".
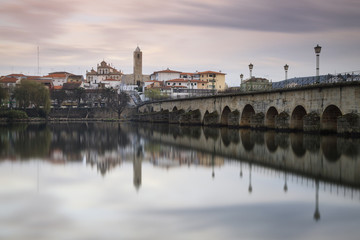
[{"x1": 0, "y1": 0, "x2": 359, "y2": 86}]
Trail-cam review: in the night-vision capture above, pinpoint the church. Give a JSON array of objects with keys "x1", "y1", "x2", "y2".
[{"x1": 86, "y1": 46, "x2": 149, "y2": 89}]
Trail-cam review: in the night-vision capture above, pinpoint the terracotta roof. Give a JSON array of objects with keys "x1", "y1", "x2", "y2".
[
  {"x1": 0, "y1": 77, "x2": 17, "y2": 83},
  {"x1": 44, "y1": 73, "x2": 67, "y2": 78},
  {"x1": 180, "y1": 72, "x2": 194, "y2": 75},
  {"x1": 7, "y1": 74, "x2": 25, "y2": 77},
  {"x1": 154, "y1": 68, "x2": 182, "y2": 74},
  {"x1": 198, "y1": 71, "x2": 226, "y2": 75}
]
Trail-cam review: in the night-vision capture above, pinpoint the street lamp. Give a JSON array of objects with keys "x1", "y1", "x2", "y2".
[
  {"x1": 284, "y1": 64, "x2": 289, "y2": 80},
  {"x1": 240, "y1": 73, "x2": 244, "y2": 85},
  {"x1": 249, "y1": 63, "x2": 253, "y2": 78},
  {"x1": 314, "y1": 44, "x2": 322, "y2": 83}
]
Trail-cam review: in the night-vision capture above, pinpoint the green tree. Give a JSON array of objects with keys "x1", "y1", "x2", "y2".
[
  {"x1": 145, "y1": 88, "x2": 168, "y2": 100},
  {"x1": 14, "y1": 80, "x2": 51, "y2": 115},
  {"x1": 0, "y1": 85, "x2": 9, "y2": 107}
]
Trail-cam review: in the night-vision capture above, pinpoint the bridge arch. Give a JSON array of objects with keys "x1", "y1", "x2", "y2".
[
  {"x1": 240, "y1": 104, "x2": 255, "y2": 127},
  {"x1": 220, "y1": 106, "x2": 231, "y2": 126},
  {"x1": 265, "y1": 106, "x2": 278, "y2": 128},
  {"x1": 321, "y1": 105, "x2": 342, "y2": 132},
  {"x1": 291, "y1": 105, "x2": 307, "y2": 130},
  {"x1": 172, "y1": 106, "x2": 178, "y2": 112}
]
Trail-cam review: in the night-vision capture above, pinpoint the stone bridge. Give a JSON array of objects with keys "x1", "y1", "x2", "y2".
[{"x1": 136, "y1": 82, "x2": 360, "y2": 134}]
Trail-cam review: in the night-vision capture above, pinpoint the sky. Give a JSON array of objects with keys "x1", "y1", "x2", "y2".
[{"x1": 0, "y1": 0, "x2": 359, "y2": 86}]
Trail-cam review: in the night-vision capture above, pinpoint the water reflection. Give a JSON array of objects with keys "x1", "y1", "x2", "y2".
[{"x1": 1, "y1": 122, "x2": 360, "y2": 239}]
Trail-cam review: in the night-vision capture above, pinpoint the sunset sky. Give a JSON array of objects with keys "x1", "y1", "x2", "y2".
[{"x1": 0, "y1": 0, "x2": 359, "y2": 86}]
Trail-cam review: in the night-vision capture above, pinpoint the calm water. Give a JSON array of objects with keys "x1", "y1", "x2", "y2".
[{"x1": 1, "y1": 122, "x2": 360, "y2": 240}]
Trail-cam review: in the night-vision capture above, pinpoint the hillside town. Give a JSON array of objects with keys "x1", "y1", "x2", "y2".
[{"x1": 0, "y1": 46, "x2": 231, "y2": 109}]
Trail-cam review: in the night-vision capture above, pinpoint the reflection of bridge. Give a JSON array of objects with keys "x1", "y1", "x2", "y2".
[
  {"x1": 136, "y1": 82, "x2": 360, "y2": 134},
  {"x1": 131, "y1": 123, "x2": 360, "y2": 189}
]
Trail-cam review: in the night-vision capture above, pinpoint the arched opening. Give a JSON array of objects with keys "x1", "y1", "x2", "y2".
[
  {"x1": 172, "y1": 106, "x2": 178, "y2": 112},
  {"x1": 241, "y1": 129, "x2": 255, "y2": 151},
  {"x1": 203, "y1": 110, "x2": 219, "y2": 126},
  {"x1": 321, "y1": 105, "x2": 342, "y2": 132},
  {"x1": 265, "y1": 107, "x2": 278, "y2": 128},
  {"x1": 291, "y1": 106, "x2": 307, "y2": 130},
  {"x1": 290, "y1": 133, "x2": 306, "y2": 157},
  {"x1": 321, "y1": 135, "x2": 341, "y2": 162},
  {"x1": 220, "y1": 106, "x2": 231, "y2": 126},
  {"x1": 202, "y1": 110, "x2": 210, "y2": 125},
  {"x1": 240, "y1": 104, "x2": 255, "y2": 127},
  {"x1": 265, "y1": 131, "x2": 278, "y2": 152},
  {"x1": 221, "y1": 128, "x2": 231, "y2": 147}
]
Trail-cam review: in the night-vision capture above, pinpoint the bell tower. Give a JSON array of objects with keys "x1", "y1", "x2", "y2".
[{"x1": 133, "y1": 46, "x2": 142, "y2": 86}]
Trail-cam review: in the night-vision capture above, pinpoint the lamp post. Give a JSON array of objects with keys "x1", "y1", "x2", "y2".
[
  {"x1": 314, "y1": 44, "x2": 322, "y2": 83},
  {"x1": 284, "y1": 64, "x2": 289, "y2": 80},
  {"x1": 240, "y1": 73, "x2": 243, "y2": 84},
  {"x1": 249, "y1": 63, "x2": 253, "y2": 78}
]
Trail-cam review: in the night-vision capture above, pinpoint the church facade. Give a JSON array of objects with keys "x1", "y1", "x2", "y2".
[{"x1": 86, "y1": 46, "x2": 149, "y2": 89}]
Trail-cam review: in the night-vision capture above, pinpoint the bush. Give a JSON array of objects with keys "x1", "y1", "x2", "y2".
[{"x1": 0, "y1": 110, "x2": 28, "y2": 120}]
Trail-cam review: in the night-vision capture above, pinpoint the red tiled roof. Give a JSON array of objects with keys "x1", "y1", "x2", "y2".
[
  {"x1": 0, "y1": 77, "x2": 17, "y2": 83},
  {"x1": 7, "y1": 74, "x2": 25, "y2": 77},
  {"x1": 154, "y1": 69, "x2": 182, "y2": 74},
  {"x1": 44, "y1": 73, "x2": 67, "y2": 78},
  {"x1": 198, "y1": 71, "x2": 226, "y2": 75}
]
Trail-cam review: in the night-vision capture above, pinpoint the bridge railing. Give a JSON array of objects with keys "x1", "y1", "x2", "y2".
[{"x1": 272, "y1": 71, "x2": 360, "y2": 89}]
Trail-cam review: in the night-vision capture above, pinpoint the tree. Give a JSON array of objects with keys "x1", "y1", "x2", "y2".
[
  {"x1": 51, "y1": 89, "x2": 68, "y2": 107},
  {"x1": 14, "y1": 80, "x2": 51, "y2": 115},
  {"x1": 0, "y1": 85, "x2": 9, "y2": 107},
  {"x1": 103, "y1": 89, "x2": 130, "y2": 119},
  {"x1": 144, "y1": 88, "x2": 168, "y2": 100},
  {"x1": 73, "y1": 87, "x2": 86, "y2": 107}
]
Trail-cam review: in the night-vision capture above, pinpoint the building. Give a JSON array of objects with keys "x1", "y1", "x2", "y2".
[
  {"x1": 240, "y1": 77, "x2": 272, "y2": 91},
  {"x1": 150, "y1": 68, "x2": 182, "y2": 82},
  {"x1": 198, "y1": 71, "x2": 227, "y2": 91},
  {"x1": 86, "y1": 60, "x2": 122, "y2": 88},
  {"x1": 44, "y1": 72, "x2": 71, "y2": 86},
  {"x1": 164, "y1": 79, "x2": 208, "y2": 90}
]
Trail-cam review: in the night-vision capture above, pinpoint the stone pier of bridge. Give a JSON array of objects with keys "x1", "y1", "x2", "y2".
[{"x1": 135, "y1": 82, "x2": 360, "y2": 134}]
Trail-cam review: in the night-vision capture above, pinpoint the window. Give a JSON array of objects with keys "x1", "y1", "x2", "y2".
[
  {"x1": 168, "y1": 83, "x2": 170, "y2": 85},
  {"x1": 179, "y1": 83, "x2": 181, "y2": 85}
]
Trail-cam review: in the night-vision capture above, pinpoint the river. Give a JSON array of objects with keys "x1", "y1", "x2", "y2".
[{"x1": 0, "y1": 122, "x2": 359, "y2": 240}]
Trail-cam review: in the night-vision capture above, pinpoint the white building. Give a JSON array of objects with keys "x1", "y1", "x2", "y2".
[
  {"x1": 150, "y1": 68, "x2": 182, "y2": 82},
  {"x1": 86, "y1": 60, "x2": 122, "y2": 88}
]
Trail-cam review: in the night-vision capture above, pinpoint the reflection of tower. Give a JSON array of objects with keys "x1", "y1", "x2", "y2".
[
  {"x1": 211, "y1": 154, "x2": 215, "y2": 179},
  {"x1": 133, "y1": 46, "x2": 142, "y2": 86},
  {"x1": 240, "y1": 162, "x2": 243, "y2": 178},
  {"x1": 283, "y1": 172, "x2": 288, "y2": 193},
  {"x1": 314, "y1": 179, "x2": 320, "y2": 221},
  {"x1": 133, "y1": 154, "x2": 142, "y2": 191},
  {"x1": 248, "y1": 163, "x2": 252, "y2": 194}
]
